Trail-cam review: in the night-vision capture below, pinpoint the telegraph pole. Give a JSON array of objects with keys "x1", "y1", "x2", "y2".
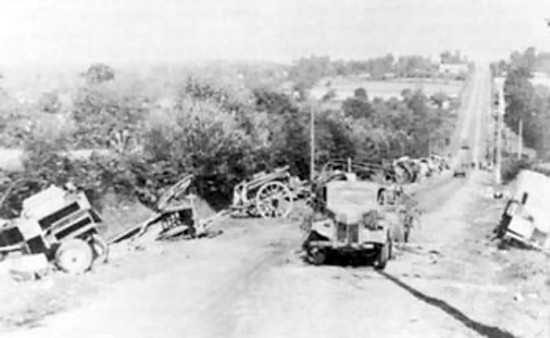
[
  {"x1": 495, "y1": 85, "x2": 504, "y2": 185},
  {"x1": 310, "y1": 103, "x2": 315, "y2": 182},
  {"x1": 518, "y1": 118, "x2": 523, "y2": 160}
]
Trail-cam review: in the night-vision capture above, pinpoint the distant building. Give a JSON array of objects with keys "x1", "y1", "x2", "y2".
[
  {"x1": 530, "y1": 72, "x2": 550, "y2": 88},
  {"x1": 438, "y1": 63, "x2": 468, "y2": 77}
]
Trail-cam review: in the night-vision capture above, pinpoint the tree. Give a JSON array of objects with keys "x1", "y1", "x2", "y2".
[
  {"x1": 38, "y1": 91, "x2": 62, "y2": 114},
  {"x1": 72, "y1": 82, "x2": 148, "y2": 148},
  {"x1": 84, "y1": 63, "x2": 115, "y2": 84},
  {"x1": 440, "y1": 50, "x2": 466, "y2": 64},
  {"x1": 342, "y1": 97, "x2": 374, "y2": 119},
  {"x1": 252, "y1": 88, "x2": 296, "y2": 115},
  {"x1": 288, "y1": 56, "x2": 332, "y2": 89},
  {"x1": 322, "y1": 89, "x2": 337, "y2": 102},
  {"x1": 315, "y1": 110, "x2": 355, "y2": 164},
  {"x1": 354, "y1": 88, "x2": 368, "y2": 101},
  {"x1": 430, "y1": 91, "x2": 449, "y2": 109}
]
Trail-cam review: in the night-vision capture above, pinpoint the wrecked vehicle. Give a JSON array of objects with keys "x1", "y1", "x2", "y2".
[
  {"x1": 453, "y1": 162, "x2": 468, "y2": 178},
  {"x1": 231, "y1": 166, "x2": 295, "y2": 218},
  {"x1": 111, "y1": 175, "x2": 219, "y2": 243},
  {"x1": 496, "y1": 170, "x2": 550, "y2": 253},
  {"x1": 0, "y1": 180, "x2": 108, "y2": 274},
  {"x1": 303, "y1": 170, "x2": 396, "y2": 269}
]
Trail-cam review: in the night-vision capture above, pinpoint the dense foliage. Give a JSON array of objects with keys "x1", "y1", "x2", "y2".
[
  {"x1": 494, "y1": 47, "x2": 550, "y2": 159},
  {"x1": 288, "y1": 51, "x2": 469, "y2": 93},
  {"x1": 0, "y1": 60, "x2": 463, "y2": 212}
]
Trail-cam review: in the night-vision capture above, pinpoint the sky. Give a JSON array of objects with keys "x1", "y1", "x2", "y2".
[{"x1": 0, "y1": 0, "x2": 550, "y2": 66}]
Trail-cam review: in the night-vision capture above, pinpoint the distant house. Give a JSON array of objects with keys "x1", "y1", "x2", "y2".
[
  {"x1": 358, "y1": 72, "x2": 371, "y2": 80},
  {"x1": 438, "y1": 63, "x2": 468, "y2": 77},
  {"x1": 279, "y1": 81, "x2": 295, "y2": 95},
  {"x1": 530, "y1": 72, "x2": 550, "y2": 88}
]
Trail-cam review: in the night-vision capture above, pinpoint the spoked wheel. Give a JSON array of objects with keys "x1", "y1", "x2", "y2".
[
  {"x1": 55, "y1": 239, "x2": 93, "y2": 274},
  {"x1": 255, "y1": 181, "x2": 293, "y2": 218}
]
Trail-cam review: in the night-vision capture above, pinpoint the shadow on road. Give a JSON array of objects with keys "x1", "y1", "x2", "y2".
[{"x1": 377, "y1": 271, "x2": 516, "y2": 338}]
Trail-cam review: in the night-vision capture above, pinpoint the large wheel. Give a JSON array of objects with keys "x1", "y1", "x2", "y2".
[
  {"x1": 255, "y1": 181, "x2": 293, "y2": 218},
  {"x1": 55, "y1": 239, "x2": 93, "y2": 274},
  {"x1": 374, "y1": 236, "x2": 392, "y2": 270},
  {"x1": 309, "y1": 249, "x2": 327, "y2": 266}
]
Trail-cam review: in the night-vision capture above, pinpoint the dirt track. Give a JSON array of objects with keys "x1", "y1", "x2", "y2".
[{"x1": 2, "y1": 65, "x2": 549, "y2": 338}]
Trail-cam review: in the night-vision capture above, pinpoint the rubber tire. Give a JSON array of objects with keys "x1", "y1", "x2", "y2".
[
  {"x1": 375, "y1": 238, "x2": 391, "y2": 270},
  {"x1": 309, "y1": 249, "x2": 327, "y2": 266},
  {"x1": 55, "y1": 239, "x2": 93, "y2": 274}
]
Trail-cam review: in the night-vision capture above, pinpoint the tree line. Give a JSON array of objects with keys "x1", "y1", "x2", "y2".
[
  {"x1": 0, "y1": 62, "x2": 462, "y2": 213},
  {"x1": 493, "y1": 47, "x2": 550, "y2": 159}
]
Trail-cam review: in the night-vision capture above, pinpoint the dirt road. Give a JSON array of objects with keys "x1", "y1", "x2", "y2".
[{"x1": 2, "y1": 65, "x2": 547, "y2": 338}]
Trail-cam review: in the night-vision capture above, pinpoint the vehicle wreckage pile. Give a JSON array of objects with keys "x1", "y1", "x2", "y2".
[
  {"x1": 0, "y1": 165, "x2": 308, "y2": 277},
  {"x1": 0, "y1": 154, "x2": 448, "y2": 278}
]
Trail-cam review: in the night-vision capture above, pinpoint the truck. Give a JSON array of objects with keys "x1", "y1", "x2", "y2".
[{"x1": 302, "y1": 172, "x2": 398, "y2": 269}]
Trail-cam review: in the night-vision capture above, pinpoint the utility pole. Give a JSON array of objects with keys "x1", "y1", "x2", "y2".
[
  {"x1": 495, "y1": 85, "x2": 504, "y2": 185},
  {"x1": 518, "y1": 118, "x2": 523, "y2": 160},
  {"x1": 310, "y1": 103, "x2": 315, "y2": 182}
]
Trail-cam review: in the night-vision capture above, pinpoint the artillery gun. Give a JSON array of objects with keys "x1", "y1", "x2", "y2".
[
  {"x1": 231, "y1": 165, "x2": 295, "y2": 218},
  {"x1": 112, "y1": 166, "x2": 302, "y2": 244}
]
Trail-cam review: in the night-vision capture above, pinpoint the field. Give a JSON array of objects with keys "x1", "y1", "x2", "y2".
[{"x1": 311, "y1": 77, "x2": 464, "y2": 101}]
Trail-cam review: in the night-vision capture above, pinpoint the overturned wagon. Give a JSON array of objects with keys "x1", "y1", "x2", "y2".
[
  {"x1": 231, "y1": 166, "x2": 294, "y2": 218},
  {"x1": 0, "y1": 181, "x2": 108, "y2": 274}
]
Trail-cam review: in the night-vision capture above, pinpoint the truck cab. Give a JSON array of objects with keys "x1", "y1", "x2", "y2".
[{"x1": 303, "y1": 177, "x2": 393, "y2": 269}]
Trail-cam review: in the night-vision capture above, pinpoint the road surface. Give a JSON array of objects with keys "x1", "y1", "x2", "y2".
[{"x1": 3, "y1": 65, "x2": 547, "y2": 338}]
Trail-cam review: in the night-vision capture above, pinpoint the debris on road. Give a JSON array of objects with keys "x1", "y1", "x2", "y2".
[
  {"x1": 112, "y1": 175, "x2": 205, "y2": 243},
  {"x1": 111, "y1": 174, "x2": 231, "y2": 244},
  {"x1": 4, "y1": 254, "x2": 50, "y2": 282},
  {"x1": 514, "y1": 292, "x2": 524, "y2": 303},
  {"x1": 113, "y1": 166, "x2": 301, "y2": 245}
]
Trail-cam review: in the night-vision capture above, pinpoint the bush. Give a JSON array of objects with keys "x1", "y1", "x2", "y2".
[
  {"x1": 501, "y1": 159, "x2": 533, "y2": 183},
  {"x1": 38, "y1": 92, "x2": 62, "y2": 114},
  {"x1": 140, "y1": 96, "x2": 261, "y2": 205}
]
